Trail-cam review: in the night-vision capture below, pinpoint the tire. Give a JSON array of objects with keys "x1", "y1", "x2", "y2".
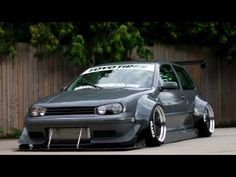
[
  {"x1": 197, "y1": 104, "x2": 215, "y2": 137},
  {"x1": 19, "y1": 144, "x2": 30, "y2": 150},
  {"x1": 146, "y1": 105, "x2": 167, "y2": 146}
]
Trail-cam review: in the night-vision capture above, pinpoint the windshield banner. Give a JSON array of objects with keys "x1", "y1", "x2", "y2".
[{"x1": 82, "y1": 64, "x2": 155, "y2": 75}]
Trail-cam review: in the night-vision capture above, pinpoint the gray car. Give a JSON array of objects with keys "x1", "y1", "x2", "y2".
[{"x1": 18, "y1": 61, "x2": 215, "y2": 150}]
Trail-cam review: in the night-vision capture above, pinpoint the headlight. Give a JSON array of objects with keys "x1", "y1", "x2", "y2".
[
  {"x1": 111, "y1": 103, "x2": 123, "y2": 114},
  {"x1": 97, "y1": 106, "x2": 106, "y2": 115},
  {"x1": 96, "y1": 103, "x2": 123, "y2": 115},
  {"x1": 29, "y1": 106, "x2": 46, "y2": 117}
]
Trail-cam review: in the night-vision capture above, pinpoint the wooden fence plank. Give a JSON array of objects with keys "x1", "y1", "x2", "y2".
[
  {"x1": 38, "y1": 56, "x2": 44, "y2": 99},
  {"x1": 28, "y1": 46, "x2": 34, "y2": 111},
  {"x1": 2, "y1": 56, "x2": 8, "y2": 134},
  {"x1": 23, "y1": 44, "x2": 29, "y2": 122},
  {"x1": 12, "y1": 55, "x2": 18, "y2": 129},
  {"x1": 32, "y1": 47, "x2": 39, "y2": 103},
  {"x1": 43, "y1": 56, "x2": 49, "y2": 97},
  {"x1": 17, "y1": 44, "x2": 24, "y2": 129},
  {"x1": 7, "y1": 55, "x2": 12, "y2": 134},
  {"x1": 0, "y1": 56, "x2": 2, "y2": 131},
  {"x1": 58, "y1": 54, "x2": 63, "y2": 90}
]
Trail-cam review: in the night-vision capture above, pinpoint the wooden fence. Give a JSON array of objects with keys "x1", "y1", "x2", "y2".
[
  {"x1": 0, "y1": 43, "x2": 235, "y2": 135},
  {"x1": 0, "y1": 43, "x2": 83, "y2": 134}
]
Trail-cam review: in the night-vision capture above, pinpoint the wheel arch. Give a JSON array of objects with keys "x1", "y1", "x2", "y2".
[
  {"x1": 194, "y1": 95, "x2": 214, "y2": 118},
  {"x1": 194, "y1": 95, "x2": 215, "y2": 136},
  {"x1": 194, "y1": 96, "x2": 208, "y2": 117},
  {"x1": 135, "y1": 94, "x2": 163, "y2": 129},
  {"x1": 134, "y1": 94, "x2": 165, "y2": 143}
]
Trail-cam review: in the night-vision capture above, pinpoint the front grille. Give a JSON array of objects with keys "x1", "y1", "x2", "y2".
[
  {"x1": 29, "y1": 132, "x2": 45, "y2": 139},
  {"x1": 45, "y1": 107, "x2": 95, "y2": 115}
]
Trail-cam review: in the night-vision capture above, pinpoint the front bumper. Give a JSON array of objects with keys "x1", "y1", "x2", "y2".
[{"x1": 19, "y1": 114, "x2": 143, "y2": 149}]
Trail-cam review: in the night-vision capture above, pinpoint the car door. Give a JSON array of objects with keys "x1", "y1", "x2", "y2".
[
  {"x1": 172, "y1": 65, "x2": 197, "y2": 129},
  {"x1": 157, "y1": 64, "x2": 189, "y2": 131}
]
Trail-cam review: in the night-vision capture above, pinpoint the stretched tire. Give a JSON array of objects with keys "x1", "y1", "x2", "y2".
[
  {"x1": 197, "y1": 104, "x2": 215, "y2": 137},
  {"x1": 146, "y1": 105, "x2": 166, "y2": 146}
]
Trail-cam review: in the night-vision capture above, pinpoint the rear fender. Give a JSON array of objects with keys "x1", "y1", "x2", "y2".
[{"x1": 194, "y1": 95, "x2": 214, "y2": 118}]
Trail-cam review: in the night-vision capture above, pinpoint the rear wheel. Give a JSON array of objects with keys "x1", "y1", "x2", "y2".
[
  {"x1": 197, "y1": 104, "x2": 215, "y2": 137},
  {"x1": 146, "y1": 105, "x2": 166, "y2": 146}
]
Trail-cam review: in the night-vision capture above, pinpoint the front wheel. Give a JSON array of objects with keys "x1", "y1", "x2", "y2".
[
  {"x1": 18, "y1": 144, "x2": 30, "y2": 150},
  {"x1": 197, "y1": 104, "x2": 215, "y2": 137},
  {"x1": 146, "y1": 105, "x2": 166, "y2": 146}
]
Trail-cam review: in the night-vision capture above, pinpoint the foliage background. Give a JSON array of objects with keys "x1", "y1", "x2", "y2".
[{"x1": 1, "y1": 22, "x2": 236, "y2": 65}]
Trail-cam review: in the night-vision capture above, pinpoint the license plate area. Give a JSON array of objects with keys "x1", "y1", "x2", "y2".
[{"x1": 50, "y1": 128, "x2": 90, "y2": 140}]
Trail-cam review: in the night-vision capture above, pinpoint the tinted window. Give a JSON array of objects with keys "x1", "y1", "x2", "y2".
[
  {"x1": 173, "y1": 66, "x2": 195, "y2": 90},
  {"x1": 159, "y1": 65, "x2": 179, "y2": 89}
]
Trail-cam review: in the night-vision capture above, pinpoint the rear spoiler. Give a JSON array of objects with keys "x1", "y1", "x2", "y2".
[{"x1": 172, "y1": 59, "x2": 206, "y2": 69}]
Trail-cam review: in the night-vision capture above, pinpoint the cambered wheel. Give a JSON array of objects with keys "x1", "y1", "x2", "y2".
[
  {"x1": 146, "y1": 105, "x2": 166, "y2": 146},
  {"x1": 197, "y1": 104, "x2": 215, "y2": 137}
]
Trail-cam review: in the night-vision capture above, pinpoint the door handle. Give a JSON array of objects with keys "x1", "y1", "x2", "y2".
[{"x1": 181, "y1": 95, "x2": 185, "y2": 99}]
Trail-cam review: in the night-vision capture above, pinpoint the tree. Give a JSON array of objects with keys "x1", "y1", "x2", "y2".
[
  {"x1": 1, "y1": 22, "x2": 236, "y2": 65},
  {"x1": 0, "y1": 23, "x2": 17, "y2": 57},
  {"x1": 2, "y1": 22, "x2": 151, "y2": 65},
  {"x1": 138, "y1": 22, "x2": 236, "y2": 61}
]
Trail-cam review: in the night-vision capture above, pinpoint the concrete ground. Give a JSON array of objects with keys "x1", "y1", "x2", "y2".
[{"x1": 0, "y1": 128, "x2": 236, "y2": 155}]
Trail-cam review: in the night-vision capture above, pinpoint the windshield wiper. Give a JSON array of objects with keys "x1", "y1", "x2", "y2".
[{"x1": 77, "y1": 81, "x2": 103, "y2": 89}]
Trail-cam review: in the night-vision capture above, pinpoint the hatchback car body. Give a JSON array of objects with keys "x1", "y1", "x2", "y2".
[{"x1": 18, "y1": 61, "x2": 215, "y2": 150}]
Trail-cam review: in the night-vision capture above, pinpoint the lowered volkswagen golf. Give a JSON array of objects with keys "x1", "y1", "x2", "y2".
[{"x1": 18, "y1": 61, "x2": 215, "y2": 150}]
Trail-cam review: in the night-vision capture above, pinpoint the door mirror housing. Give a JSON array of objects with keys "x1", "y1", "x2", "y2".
[{"x1": 161, "y1": 81, "x2": 178, "y2": 90}]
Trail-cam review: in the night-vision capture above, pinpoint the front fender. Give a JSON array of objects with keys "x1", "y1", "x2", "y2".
[{"x1": 135, "y1": 95, "x2": 159, "y2": 129}]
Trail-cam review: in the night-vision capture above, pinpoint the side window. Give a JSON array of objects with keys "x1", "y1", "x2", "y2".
[
  {"x1": 159, "y1": 65, "x2": 179, "y2": 89},
  {"x1": 173, "y1": 65, "x2": 195, "y2": 90}
]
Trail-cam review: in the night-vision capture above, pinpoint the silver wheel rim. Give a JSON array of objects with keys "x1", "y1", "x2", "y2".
[
  {"x1": 151, "y1": 106, "x2": 166, "y2": 142},
  {"x1": 204, "y1": 105, "x2": 215, "y2": 133}
]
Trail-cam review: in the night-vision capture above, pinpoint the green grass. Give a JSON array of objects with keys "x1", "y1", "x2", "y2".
[
  {"x1": 0, "y1": 128, "x2": 3, "y2": 136},
  {"x1": 0, "y1": 128, "x2": 22, "y2": 139}
]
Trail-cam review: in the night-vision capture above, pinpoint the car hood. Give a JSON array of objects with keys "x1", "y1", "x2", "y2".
[{"x1": 37, "y1": 88, "x2": 152, "y2": 104}]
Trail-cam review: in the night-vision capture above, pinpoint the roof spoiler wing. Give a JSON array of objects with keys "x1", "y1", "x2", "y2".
[{"x1": 171, "y1": 59, "x2": 206, "y2": 69}]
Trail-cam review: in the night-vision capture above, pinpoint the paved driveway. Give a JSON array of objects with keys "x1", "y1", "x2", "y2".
[{"x1": 0, "y1": 128, "x2": 236, "y2": 155}]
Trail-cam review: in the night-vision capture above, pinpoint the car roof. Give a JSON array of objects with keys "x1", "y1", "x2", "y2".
[{"x1": 94, "y1": 60, "x2": 182, "y2": 67}]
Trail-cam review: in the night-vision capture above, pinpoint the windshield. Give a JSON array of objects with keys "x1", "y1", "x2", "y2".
[{"x1": 67, "y1": 64, "x2": 155, "y2": 91}]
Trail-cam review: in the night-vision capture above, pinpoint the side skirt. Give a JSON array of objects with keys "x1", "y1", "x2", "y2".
[{"x1": 164, "y1": 128, "x2": 199, "y2": 144}]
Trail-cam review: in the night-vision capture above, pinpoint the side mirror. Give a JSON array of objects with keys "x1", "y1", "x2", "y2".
[
  {"x1": 161, "y1": 81, "x2": 178, "y2": 90},
  {"x1": 60, "y1": 86, "x2": 67, "y2": 91}
]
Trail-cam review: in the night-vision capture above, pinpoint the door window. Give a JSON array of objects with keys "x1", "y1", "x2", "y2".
[
  {"x1": 173, "y1": 65, "x2": 195, "y2": 90},
  {"x1": 159, "y1": 65, "x2": 180, "y2": 89}
]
